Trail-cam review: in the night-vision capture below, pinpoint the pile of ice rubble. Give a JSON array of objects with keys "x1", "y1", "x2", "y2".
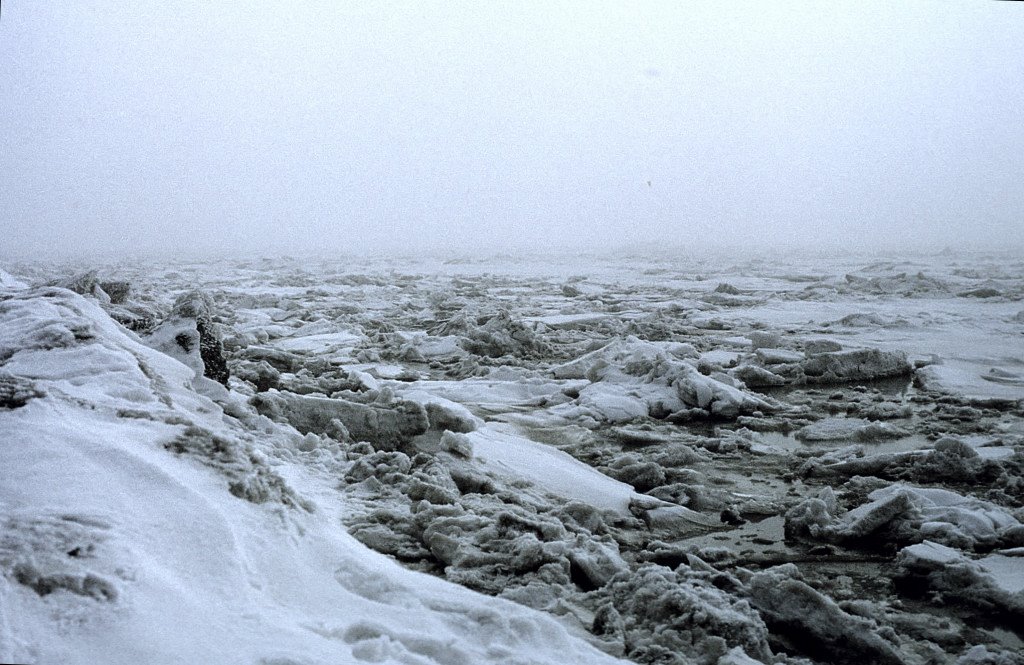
[
  {"x1": 786, "y1": 482, "x2": 1023, "y2": 602},
  {"x1": 2, "y1": 270, "x2": 1023, "y2": 665},
  {"x1": 0, "y1": 285, "x2": 626, "y2": 665}
]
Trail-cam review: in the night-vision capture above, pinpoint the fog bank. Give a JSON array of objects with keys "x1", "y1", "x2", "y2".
[{"x1": 2, "y1": 2, "x2": 1022, "y2": 259}]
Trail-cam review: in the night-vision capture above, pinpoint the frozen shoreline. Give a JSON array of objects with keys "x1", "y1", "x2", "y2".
[{"x1": 2, "y1": 251, "x2": 1023, "y2": 664}]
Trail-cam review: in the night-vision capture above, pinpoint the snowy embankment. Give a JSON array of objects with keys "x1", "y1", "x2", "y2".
[{"x1": 0, "y1": 285, "x2": 625, "y2": 665}]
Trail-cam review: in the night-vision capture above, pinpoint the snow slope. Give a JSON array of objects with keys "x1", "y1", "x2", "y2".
[{"x1": 0, "y1": 286, "x2": 626, "y2": 665}]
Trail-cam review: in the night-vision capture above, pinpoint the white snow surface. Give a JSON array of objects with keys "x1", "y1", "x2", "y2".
[
  {"x1": 899, "y1": 541, "x2": 1024, "y2": 599},
  {"x1": 915, "y1": 364, "x2": 1024, "y2": 404},
  {"x1": 978, "y1": 553, "x2": 1024, "y2": 595},
  {"x1": 0, "y1": 269, "x2": 28, "y2": 290},
  {"x1": 0, "y1": 288, "x2": 626, "y2": 664}
]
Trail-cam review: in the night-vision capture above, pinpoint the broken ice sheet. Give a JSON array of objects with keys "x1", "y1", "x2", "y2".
[{"x1": 5, "y1": 249, "x2": 1024, "y2": 665}]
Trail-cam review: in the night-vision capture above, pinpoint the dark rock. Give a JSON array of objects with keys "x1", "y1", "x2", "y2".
[
  {"x1": 107, "y1": 304, "x2": 159, "y2": 333},
  {"x1": 720, "y1": 507, "x2": 745, "y2": 526},
  {"x1": 56, "y1": 271, "x2": 100, "y2": 297},
  {"x1": 171, "y1": 291, "x2": 230, "y2": 386},
  {"x1": 958, "y1": 288, "x2": 1002, "y2": 299},
  {"x1": 99, "y1": 281, "x2": 131, "y2": 304},
  {"x1": 0, "y1": 372, "x2": 45, "y2": 408}
]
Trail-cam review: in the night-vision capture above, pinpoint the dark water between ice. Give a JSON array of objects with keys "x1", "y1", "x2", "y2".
[{"x1": 757, "y1": 431, "x2": 934, "y2": 455}]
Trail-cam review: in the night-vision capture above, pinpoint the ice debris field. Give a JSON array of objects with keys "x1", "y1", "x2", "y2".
[{"x1": 1, "y1": 249, "x2": 1023, "y2": 665}]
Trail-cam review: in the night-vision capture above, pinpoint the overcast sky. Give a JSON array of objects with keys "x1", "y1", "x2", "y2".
[{"x1": 2, "y1": 1, "x2": 1022, "y2": 258}]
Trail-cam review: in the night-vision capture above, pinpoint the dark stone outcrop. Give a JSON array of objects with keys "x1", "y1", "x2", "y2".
[
  {"x1": 56, "y1": 271, "x2": 101, "y2": 296},
  {"x1": 0, "y1": 372, "x2": 45, "y2": 408},
  {"x1": 99, "y1": 280, "x2": 131, "y2": 304},
  {"x1": 171, "y1": 291, "x2": 230, "y2": 386}
]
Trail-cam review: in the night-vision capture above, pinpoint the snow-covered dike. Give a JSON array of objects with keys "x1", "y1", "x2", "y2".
[{"x1": 0, "y1": 287, "x2": 625, "y2": 665}]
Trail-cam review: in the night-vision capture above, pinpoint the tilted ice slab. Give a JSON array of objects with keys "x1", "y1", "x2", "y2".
[
  {"x1": 522, "y1": 312, "x2": 616, "y2": 330},
  {"x1": 462, "y1": 423, "x2": 718, "y2": 530},
  {"x1": 467, "y1": 423, "x2": 638, "y2": 514},
  {"x1": 397, "y1": 388, "x2": 484, "y2": 432},
  {"x1": 274, "y1": 330, "x2": 362, "y2": 351},
  {"x1": 0, "y1": 287, "x2": 626, "y2": 665},
  {"x1": 0, "y1": 269, "x2": 27, "y2": 290},
  {"x1": 916, "y1": 364, "x2": 1024, "y2": 405},
  {"x1": 391, "y1": 377, "x2": 588, "y2": 415},
  {"x1": 795, "y1": 417, "x2": 907, "y2": 442},
  {"x1": 896, "y1": 541, "x2": 1024, "y2": 617}
]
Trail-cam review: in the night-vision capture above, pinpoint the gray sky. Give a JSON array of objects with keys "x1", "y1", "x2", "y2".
[{"x1": 2, "y1": 1, "x2": 1022, "y2": 258}]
